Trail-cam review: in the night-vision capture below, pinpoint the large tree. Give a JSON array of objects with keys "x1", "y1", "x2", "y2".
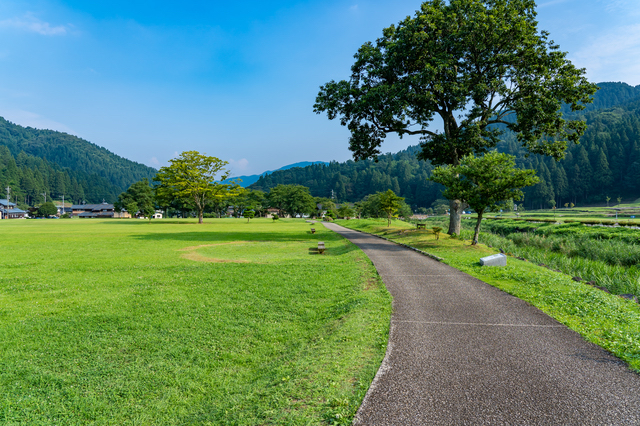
[
  {"x1": 314, "y1": 0, "x2": 597, "y2": 234},
  {"x1": 267, "y1": 184, "x2": 316, "y2": 218},
  {"x1": 115, "y1": 178, "x2": 156, "y2": 221},
  {"x1": 431, "y1": 152, "x2": 539, "y2": 244},
  {"x1": 154, "y1": 151, "x2": 237, "y2": 224}
]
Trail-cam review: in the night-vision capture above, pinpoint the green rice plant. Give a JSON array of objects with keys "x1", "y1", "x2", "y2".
[{"x1": 479, "y1": 232, "x2": 640, "y2": 296}]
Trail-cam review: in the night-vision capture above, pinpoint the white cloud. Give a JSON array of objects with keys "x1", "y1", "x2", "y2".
[
  {"x1": 150, "y1": 156, "x2": 160, "y2": 165},
  {"x1": 0, "y1": 109, "x2": 75, "y2": 133},
  {"x1": 572, "y1": 24, "x2": 640, "y2": 85},
  {"x1": 349, "y1": 5, "x2": 359, "y2": 11},
  {"x1": 228, "y1": 158, "x2": 249, "y2": 173},
  {"x1": 538, "y1": 0, "x2": 572, "y2": 7},
  {"x1": 0, "y1": 13, "x2": 69, "y2": 36}
]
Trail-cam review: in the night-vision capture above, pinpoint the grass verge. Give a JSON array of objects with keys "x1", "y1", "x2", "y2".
[
  {"x1": 336, "y1": 218, "x2": 640, "y2": 372},
  {"x1": 0, "y1": 218, "x2": 391, "y2": 425}
]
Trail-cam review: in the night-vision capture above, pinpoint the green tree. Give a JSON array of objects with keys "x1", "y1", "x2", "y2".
[
  {"x1": 37, "y1": 201, "x2": 58, "y2": 217},
  {"x1": 379, "y1": 189, "x2": 405, "y2": 227},
  {"x1": 431, "y1": 152, "x2": 539, "y2": 244},
  {"x1": 267, "y1": 184, "x2": 316, "y2": 218},
  {"x1": 243, "y1": 209, "x2": 255, "y2": 222},
  {"x1": 314, "y1": 197, "x2": 336, "y2": 217},
  {"x1": 154, "y1": 151, "x2": 237, "y2": 224},
  {"x1": 115, "y1": 178, "x2": 156, "y2": 221},
  {"x1": 314, "y1": 0, "x2": 597, "y2": 235},
  {"x1": 337, "y1": 204, "x2": 355, "y2": 219},
  {"x1": 593, "y1": 148, "x2": 613, "y2": 195}
]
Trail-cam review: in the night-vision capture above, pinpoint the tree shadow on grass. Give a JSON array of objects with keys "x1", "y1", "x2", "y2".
[{"x1": 102, "y1": 220, "x2": 361, "y2": 255}]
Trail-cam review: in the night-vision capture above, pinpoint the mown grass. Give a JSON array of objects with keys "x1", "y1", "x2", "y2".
[
  {"x1": 337, "y1": 218, "x2": 640, "y2": 372},
  {"x1": 0, "y1": 218, "x2": 392, "y2": 425}
]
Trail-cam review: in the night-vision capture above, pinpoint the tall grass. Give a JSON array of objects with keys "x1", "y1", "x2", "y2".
[{"x1": 480, "y1": 232, "x2": 640, "y2": 296}]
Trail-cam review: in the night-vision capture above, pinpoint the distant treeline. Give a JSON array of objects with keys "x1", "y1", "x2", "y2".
[
  {"x1": 0, "y1": 117, "x2": 157, "y2": 204},
  {"x1": 251, "y1": 145, "x2": 443, "y2": 209},
  {"x1": 251, "y1": 82, "x2": 640, "y2": 209}
]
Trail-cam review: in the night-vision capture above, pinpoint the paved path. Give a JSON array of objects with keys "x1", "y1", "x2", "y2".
[{"x1": 323, "y1": 223, "x2": 640, "y2": 425}]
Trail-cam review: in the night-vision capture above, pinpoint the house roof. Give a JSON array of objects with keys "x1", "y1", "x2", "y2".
[
  {"x1": 0, "y1": 199, "x2": 17, "y2": 207},
  {"x1": 72, "y1": 203, "x2": 114, "y2": 211}
]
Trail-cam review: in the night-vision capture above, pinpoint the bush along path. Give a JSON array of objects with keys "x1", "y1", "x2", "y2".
[{"x1": 324, "y1": 221, "x2": 640, "y2": 425}]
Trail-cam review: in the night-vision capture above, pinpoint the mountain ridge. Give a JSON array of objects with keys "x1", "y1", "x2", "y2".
[{"x1": 228, "y1": 161, "x2": 328, "y2": 187}]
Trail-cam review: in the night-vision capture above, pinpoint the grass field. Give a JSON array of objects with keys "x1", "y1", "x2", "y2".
[
  {"x1": 338, "y1": 218, "x2": 640, "y2": 372},
  {"x1": 0, "y1": 218, "x2": 391, "y2": 425}
]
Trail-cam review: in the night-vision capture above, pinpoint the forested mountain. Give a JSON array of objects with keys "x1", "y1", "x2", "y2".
[
  {"x1": 0, "y1": 117, "x2": 157, "y2": 204},
  {"x1": 250, "y1": 146, "x2": 442, "y2": 209},
  {"x1": 227, "y1": 161, "x2": 328, "y2": 187},
  {"x1": 516, "y1": 95, "x2": 640, "y2": 208},
  {"x1": 250, "y1": 82, "x2": 640, "y2": 210}
]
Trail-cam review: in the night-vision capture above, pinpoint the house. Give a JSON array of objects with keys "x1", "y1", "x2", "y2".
[
  {"x1": 265, "y1": 207, "x2": 281, "y2": 218},
  {"x1": 71, "y1": 202, "x2": 117, "y2": 218},
  {"x1": 0, "y1": 199, "x2": 26, "y2": 219}
]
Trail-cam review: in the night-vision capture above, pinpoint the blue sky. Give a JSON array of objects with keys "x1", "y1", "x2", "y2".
[{"x1": 1, "y1": 0, "x2": 639, "y2": 176}]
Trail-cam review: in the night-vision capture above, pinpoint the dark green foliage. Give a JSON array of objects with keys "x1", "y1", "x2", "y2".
[
  {"x1": 0, "y1": 117, "x2": 156, "y2": 204},
  {"x1": 251, "y1": 146, "x2": 443, "y2": 209},
  {"x1": 431, "y1": 152, "x2": 539, "y2": 244},
  {"x1": 243, "y1": 209, "x2": 255, "y2": 222},
  {"x1": 267, "y1": 184, "x2": 316, "y2": 218},
  {"x1": 37, "y1": 201, "x2": 58, "y2": 217},
  {"x1": 0, "y1": 145, "x2": 116, "y2": 205},
  {"x1": 358, "y1": 191, "x2": 412, "y2": 224},
  {"x1": 115, "y1": 178, "x2": 156, "y2": 220}
]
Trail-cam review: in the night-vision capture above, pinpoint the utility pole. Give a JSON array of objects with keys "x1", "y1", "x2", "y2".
[{"x1": 3, "y1": 187, "x2": 8, "y2": 219}]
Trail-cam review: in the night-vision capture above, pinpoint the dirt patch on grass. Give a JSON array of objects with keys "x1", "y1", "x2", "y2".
[
  {"x1": 181, "y1": 251, "x2": 249, "y2": 263},
  {"x1": 179, "y1": 241, "x2": 252, "y2": 263},
  {"x1": 179, "y1": 241, "x2": 250, "y2": 251}
]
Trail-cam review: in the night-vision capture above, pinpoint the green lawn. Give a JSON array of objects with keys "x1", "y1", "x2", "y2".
[
  {"x1": 0, "y1": 218, "x2": 391, "y2": 425},
  {"x1": 338, "y1": 218, "x2": 640, "y2": 372}
]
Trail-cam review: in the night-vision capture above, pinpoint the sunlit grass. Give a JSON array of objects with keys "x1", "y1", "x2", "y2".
[{"x1": 0, "y1": 218, "x2": 391, "y2": 425}]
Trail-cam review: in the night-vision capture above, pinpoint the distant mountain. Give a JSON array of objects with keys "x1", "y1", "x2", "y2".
[
  {"x1": 228, "y1": 161, "x2": 328, "y2": 187},
  {"x1": 0, "y1": 117, "x2": 157, "y2": 204}
]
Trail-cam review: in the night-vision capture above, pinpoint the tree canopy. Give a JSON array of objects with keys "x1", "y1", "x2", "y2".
[
  {"x1": 115, "y1": 178, "x2": 156, "y2": 221},
  {"x1": 314, "y1": 0, "x2": 597, "y2": 234},
  {"x1": 431, "y1": 152, "x2": 539, "y2": 244},
  {"x1": 154, "y1": 151, "x2": 238, "y2": 223},
  {"x1": 267, "y1": 184, "x2": 316, "y2": 218},
  {"x1": 378, "y1": 189, "x2": 405, "y2": 227},
  {"x1": 37, "y1": 201, "x2": 58, "y2": 217}
]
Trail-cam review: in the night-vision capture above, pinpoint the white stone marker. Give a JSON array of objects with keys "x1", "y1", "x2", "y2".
[{"x1": 480, "y1": 253, "x2": 507, "y2": 267}]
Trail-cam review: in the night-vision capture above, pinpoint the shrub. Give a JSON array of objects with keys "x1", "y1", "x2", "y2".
[{"x1": 432, "y1": 226, "x2": 442, "y2": 240}]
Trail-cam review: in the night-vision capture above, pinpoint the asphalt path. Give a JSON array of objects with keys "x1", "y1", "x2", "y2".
[{"x1": 323, "y1": 222, "x2": 640, "y2": 425}]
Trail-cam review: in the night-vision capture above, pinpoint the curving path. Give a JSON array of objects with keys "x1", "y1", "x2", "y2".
[{"x1": 323, "y1": 223, "x2": 640, "y2": 425}]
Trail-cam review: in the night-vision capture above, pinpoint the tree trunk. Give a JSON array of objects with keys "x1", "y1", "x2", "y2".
[
  {"x1": 447, "y1": 199, "x2": 465, "y2": 235},
  {"x1": 198, "y1": 210, "x2": 203, "y2": 224},
  {"x1": 472, "y1": 211, "x2": 483, "y2": 245}
]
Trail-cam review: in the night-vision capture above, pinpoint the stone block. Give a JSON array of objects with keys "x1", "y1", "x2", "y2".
[{"x1": 480, "y1": 253, "x2": 507, "y2": 267}]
